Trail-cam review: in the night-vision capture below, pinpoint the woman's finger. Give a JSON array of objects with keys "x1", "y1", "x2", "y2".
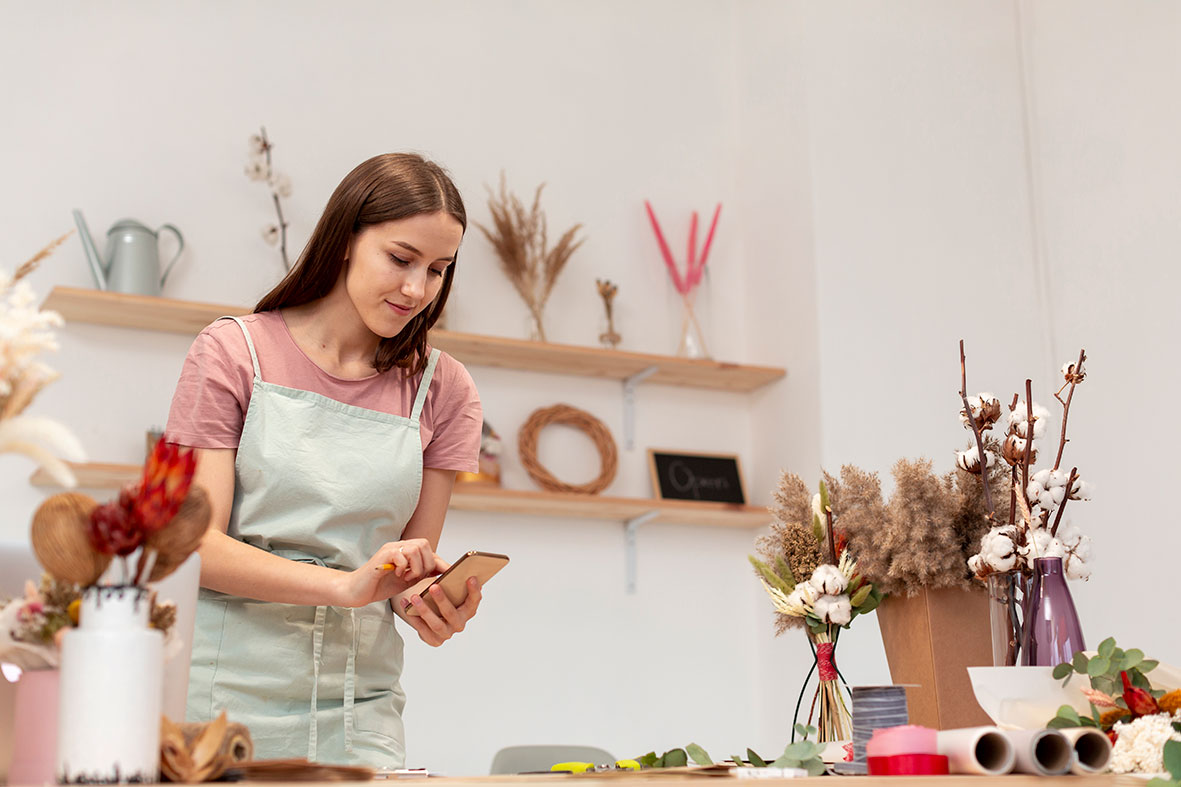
[{"x1": 428, "y1": 585, "x2": 465, "y2": 633}]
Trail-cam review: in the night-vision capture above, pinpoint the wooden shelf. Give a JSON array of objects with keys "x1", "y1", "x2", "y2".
[
  {"x1": 42, "y1": 287, "x2": 785, "y2": 392},
  {"x1": 31, "y1": 463, "x2": 771, "y2": 529}
]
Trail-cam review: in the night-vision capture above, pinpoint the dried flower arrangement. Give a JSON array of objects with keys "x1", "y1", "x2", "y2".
[
  {"x1": 644, "y1": 201, "x2": 720, "y2": 358},
  {"x1": 0, "y1": 574, "x2": 177, "y2": 672},
  {"x1": 0, "y1": 233, "x2": 86, "y2": 487},
  {"x1": 475, "y1": 175, "x2": 584, "y2": 342},
  {"x1": 955, "y1": 342, "x2": 1094, "y2": 581},
  {"x1": 1047, "y1": 636, "x2": 1176, "y2": 737},
  {"x1": 29, "y1": 437, "x2": 211, "y2": 588},
  {"x1": 833, "y1": 460, "x2": 1007, "y2": 597},
  {"x1": 751, "y1": 476, "x2": 882, "y2": 742},
  {"x1": 596, "y1": 278, "x2": 621, "y2": 349},
  {"x1": 245, "y1": 127, "x2": 294, "y2": 271}
]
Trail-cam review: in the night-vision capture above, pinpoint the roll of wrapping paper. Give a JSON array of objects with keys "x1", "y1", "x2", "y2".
[
  {"x1": 1059, "y1": 726, "x2": 1113, "y2": 774},
  {"x1": 1004, "y1": 727, "x2": 1073, "y2": 775},
  {"x1": 178, "y1": 719, "x2": 254, "y2": 763},
  {"x1": 935, "y1": 727, "x2": 1015, "y2": 775}
]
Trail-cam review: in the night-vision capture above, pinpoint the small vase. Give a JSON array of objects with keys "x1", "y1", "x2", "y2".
[
  {"x1": 986, "y1": 571, "x2": 1023, "y2": 666},
  {"x1": 9, "y1": 667, "x2": 60, "y2": 785},
  {"x1": 57, "y1": 585, "x2": 163, "y2": 784},
  {"x1": 1020, "y1": 557, "x2": 1085, "y2": 667}
]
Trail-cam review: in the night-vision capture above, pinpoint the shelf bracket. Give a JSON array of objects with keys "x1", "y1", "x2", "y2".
[
  {"x1": 624, "y1": 510, "x2": 659, "y2": 594},
  {"x1": 622, "y1": 365, "x2": 659, "y2": 451}
]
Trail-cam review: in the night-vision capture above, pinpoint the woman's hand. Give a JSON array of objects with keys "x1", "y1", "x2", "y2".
[
  {"x1": 402, "y1": 577, "x2": 483, "y2": 647},
  {"x1": 335, "y1": 539, "x2": 447, "y2": 608}
]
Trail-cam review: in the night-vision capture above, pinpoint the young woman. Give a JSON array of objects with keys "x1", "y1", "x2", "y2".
[{"x1": 165, "y1": 153, "x2": 483, "y2": 768}]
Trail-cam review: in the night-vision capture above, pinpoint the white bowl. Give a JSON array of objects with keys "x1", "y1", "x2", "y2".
[{"x1": 967, "y1": 666, "x2": 1090, "y2": 730}]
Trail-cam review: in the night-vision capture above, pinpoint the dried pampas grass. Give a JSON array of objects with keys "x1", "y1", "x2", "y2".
[
  {"x1": 759, "y1": 460, "x2": 1011, "y2": 609},
  {"x1": 475, "y1": 174, "x2": 583, "y2": 342}
]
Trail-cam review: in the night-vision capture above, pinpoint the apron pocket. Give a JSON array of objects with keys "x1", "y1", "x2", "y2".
[{"x1": 352, "y1": 615, "x2": 406, "y2": 739}]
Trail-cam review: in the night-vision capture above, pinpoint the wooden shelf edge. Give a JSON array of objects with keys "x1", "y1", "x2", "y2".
[
  {"x1": 42, "y1": 286, "x2": 786, "y2": 392},
  {"x1": 32, "y1": 463, "x2": 771, "y2": 529}
]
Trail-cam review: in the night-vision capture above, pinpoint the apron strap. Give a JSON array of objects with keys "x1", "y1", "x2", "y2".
[
  {"x1": 343, "y1": 609, "x2": 357, "y2": 753},
  {"x1": 225, "y1": 316, "x2": 263, "y2": 380},
  {"x1": 308, "y1": 604, "x2": 327, "y2": 760},
  {"x1": 409, "y1": 349, "x2": 441, "y2": 423}
]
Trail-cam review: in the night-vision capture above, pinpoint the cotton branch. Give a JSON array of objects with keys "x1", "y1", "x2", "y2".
[
  {"x1": 1050, "y1": 467, "x2": 1078, "y2": 537},
  {"x1": 1053, "y1": 349, "x2": 1086, "y2": 470},
  {"x1": 959, "y1": 340, "x2": 994, "y2": 517},
  {"x1": 1021, "y1": 379, "x2": 1034, "y2": 502}
]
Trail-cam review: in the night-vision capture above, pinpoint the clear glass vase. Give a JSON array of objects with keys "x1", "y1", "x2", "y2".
[{"x1": 986, "y1": 571, "x2": 1023, "y2": 666}]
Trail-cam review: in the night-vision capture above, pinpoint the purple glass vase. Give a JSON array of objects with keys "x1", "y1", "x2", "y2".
[{"x1": 1020, "y1": 557, "x2": 1085, "y2": 666}]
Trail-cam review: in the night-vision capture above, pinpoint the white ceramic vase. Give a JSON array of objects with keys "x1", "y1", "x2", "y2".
[{"x1": 56, "y1": 585, "x2": 163, "y2": 784}]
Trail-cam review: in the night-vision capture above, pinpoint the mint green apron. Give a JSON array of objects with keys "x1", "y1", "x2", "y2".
[{"x1": 187, "y1": 316, "x2": 440, "y2": 768}]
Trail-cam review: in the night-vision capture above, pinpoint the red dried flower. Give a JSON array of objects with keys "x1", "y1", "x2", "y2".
[
  {"x1": 134, "y1": 438, "x2": 197, "y2": 533},
  {"x1": 88, "y1": 498, "x2": 143, "y2": 556}
]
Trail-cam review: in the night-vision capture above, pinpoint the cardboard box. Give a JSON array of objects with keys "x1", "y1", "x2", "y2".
[{"x1": 876, "y1": 585, "x2": 994, "y2": 729}]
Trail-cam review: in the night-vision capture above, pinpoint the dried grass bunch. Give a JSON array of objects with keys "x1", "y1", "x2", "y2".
[
  {"x1": 758, "y1": 463, "x2": 1006, "y2": 602},
  {"x1": 0, "y1": 232, "x2": 85, "y2": 487},
  {"x1": 475, "y1": 174, "x2": 583, "y2": 341}
]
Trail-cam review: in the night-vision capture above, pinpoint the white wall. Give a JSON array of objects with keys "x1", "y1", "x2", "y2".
[
  {"x1": 2, "y1": 0, "x2": 1178, "y2": 776},
  {"x1": 801, "y1": 0, "x2": 1180, "y2": 668},
  {"x1": 0, "y1": 0, "x2": 808, "y2": 774}
]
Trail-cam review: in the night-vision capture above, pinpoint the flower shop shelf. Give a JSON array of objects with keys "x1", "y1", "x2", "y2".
[
  {"x1": 30, "y1": 462, "x2": 772, "y2": 529},
  {"x1": 42, "y1": 287, "x2": 786, "y2": 392}
]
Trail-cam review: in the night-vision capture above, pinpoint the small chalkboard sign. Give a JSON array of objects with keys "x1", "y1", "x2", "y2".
[{"x1": 647, "y1": 449, "x2": 746, "y2": 504}]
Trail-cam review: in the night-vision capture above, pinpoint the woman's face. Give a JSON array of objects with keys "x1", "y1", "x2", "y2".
[{"x1": 343, "y1": 211, "x2": 463, "y2": 338}]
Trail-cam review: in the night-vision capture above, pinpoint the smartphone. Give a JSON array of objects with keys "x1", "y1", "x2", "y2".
[{"x1": 394, "y1": 550, "x2": 509, "y2": 618}]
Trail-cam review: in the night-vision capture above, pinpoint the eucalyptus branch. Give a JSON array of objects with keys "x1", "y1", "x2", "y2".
[
  {"x1": 1053, "y1": 349, "x2": 1086, "y2": 470},
  {"x1": 1050, "y1": 467, "x2": 1078, "y2": 537},
  {"x1": 959, "y1": 340, "x2": 994, "y2": 517}
]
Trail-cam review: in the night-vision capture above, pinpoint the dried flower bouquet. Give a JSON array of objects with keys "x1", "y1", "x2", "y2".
[
  {"x1": 475, "y1": 175, "x2": 583, "y2": 342},
  {"x1": 751, "y1": 476, "x2": 882, "y2": 742}
]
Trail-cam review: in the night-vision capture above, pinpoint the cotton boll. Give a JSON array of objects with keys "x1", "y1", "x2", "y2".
[
  {"x1": 1047, "y1": 469, "x2": 1070, "y2": 488},
  {"x1": 813, "y1": 594, "x2": 852, "y2": 626},
  {"x1": 1041, "y1": 537, "x2": 1068, "y2": 560},
  {"x1": 785, "y1": 583, "x2": 817, "y2": 615},
  {"x1": 968, "y1": 554, "x2": 984, "y2": 575},
  {"x1": 1070, "y1": 479, "x2": 1093, "y2": 501},
  {"x1": 1065, "y1": 553, "x2": 1092, "y2": 581},
  {"x1": 1032, "y1": 469, "x2": 1052, "y2": 487},
  {"x1": 1027, "y1": 480, "x2": 1045, "y2": 502},
  {"x1": 1069, "y1": 535, "x2": 1093, "y2": 563},
  {"x1": 980, "y1": 528, "x2": 1018, "y2": 572},
  {"x1": 956, "y1": 446, "x2": 993, "y2": 473},
  {"x1": 1049, "y1": 486, "x2": 1066, "y2": 506},
  {"x1": 809, "y1": 564, "x2": 848, "y2": 596},
  {"x1": 1037, "y1": 490, "x2": 1057, "y2": 510},
  {"x1": 1056, "y1": 520, "x2": 1081, "y2": 547}
]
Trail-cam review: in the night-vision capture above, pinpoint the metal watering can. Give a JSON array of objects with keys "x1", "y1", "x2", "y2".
[{"x1": 72, "y1": 209, "x2": 185, "y2": 296}]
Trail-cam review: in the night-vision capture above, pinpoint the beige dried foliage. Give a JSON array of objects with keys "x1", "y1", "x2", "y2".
[
  {"x1": 757, "y1": 471, "x2": 825, "y2": 633},
  {"x1": 839, "y1": 458, "x2": 1013, "y2": 596},
  {"x1": 475, "y1": 174, "x2": 583, "y2": 342},
  {"x1": 12, "y1": 231, "x2": 72, "y2": 283}
]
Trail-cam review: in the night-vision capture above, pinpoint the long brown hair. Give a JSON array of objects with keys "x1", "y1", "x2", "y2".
[{"x1": 255, "y1": 153, "x2": 466, "y2": 375}]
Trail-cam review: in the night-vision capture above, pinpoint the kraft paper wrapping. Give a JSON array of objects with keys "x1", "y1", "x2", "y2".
[{"x1": 936, "y1": 726, "x2": 1015, "y2": 775}]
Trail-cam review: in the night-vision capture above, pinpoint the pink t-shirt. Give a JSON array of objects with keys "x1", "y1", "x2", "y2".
[{"x1": 165, "y1": 312, "x2": 482, "y2": 473}]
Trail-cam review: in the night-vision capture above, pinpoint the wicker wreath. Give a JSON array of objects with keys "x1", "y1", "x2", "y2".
[{"x1": 518, "y1": 404, "x2": 618, "y2": 495}]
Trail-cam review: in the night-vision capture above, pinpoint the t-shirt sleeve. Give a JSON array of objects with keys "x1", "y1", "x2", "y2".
[
  {"x1": 165, "y1": 321, "x2": 253, "y2": 449},
  {"x1": 423, "y1": 354, "x2": 482, "y2": 473}
]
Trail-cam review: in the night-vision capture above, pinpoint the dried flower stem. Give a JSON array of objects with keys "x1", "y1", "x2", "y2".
[
  {"x1": 824, "y1": 507, "x2": 837, "y2": 566},
  {"x1": 260, "y1": 127, "x2": 290, "y2": 271},
  {"x1": 12, "y1": 231, "x2": 73, "y2": 283},
  {"x1": 1053, "y1": 349, "x2": 1086, "y2": 470},
  {"x1": 959, "y1": 340, "x2": 994, "y2": 517},
  {"x1": 1021, "y1": 380, "x2": 1034, "y2": 505},
  {"x1": 1050, "y1": 467, "x2": 1078, "y2": 537}
]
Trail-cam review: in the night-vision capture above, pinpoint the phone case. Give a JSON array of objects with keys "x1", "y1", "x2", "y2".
[{"x1": 393, "y1": 550, "x2": 509, "y2": 619}]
